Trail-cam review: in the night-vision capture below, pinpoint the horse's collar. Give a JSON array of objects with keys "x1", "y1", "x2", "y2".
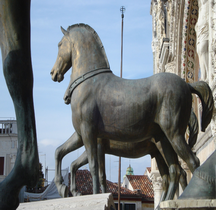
[{"x1": 64, "y1": 68, "x2": 112, "y2": 104}]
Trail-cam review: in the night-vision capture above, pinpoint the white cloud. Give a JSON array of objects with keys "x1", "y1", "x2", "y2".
[{"x1": 39, "y1": 138, "x2": 62, "y2": 147}]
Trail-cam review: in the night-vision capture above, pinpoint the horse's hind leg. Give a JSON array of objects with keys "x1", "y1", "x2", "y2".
[
  {"x1": 55, "y1": 132, "x2": 83, "y2": 197},
  {"x1": 159, "y1": 105, "x2": 200, "y2": 173},
  {"x1": 154, "y1": 135, "x2": 181, "y2": 201},
  {"x1": 153, "y1": 149, "x2": 169, "y2": 210},
  {"x1": 179, "y1": 167, "x2": 187, "y2": 191},
  {"x1": 166, "y1": 132, "x2": 199, "y2": 173},
  {"x1": 154, "y1": 150, "x2": 169, "y2": 201},
  {"x1": 70, "y1": 151, "x2": 88, "y2": 196}
]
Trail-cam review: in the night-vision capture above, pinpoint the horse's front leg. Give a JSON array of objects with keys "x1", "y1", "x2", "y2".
[
  {"x1": 97, "y1": 138, "x2": 106, "y2": 193},
  {"x1": 81, "y1": 123, "x2": 99, "y2": 194},
  {"x1": 70, "y1": 151, "x2": 88, "y2": 196},
  {"x1": 55, "y1": 132, "x2": 83, "y2": 197},
  {"x1": 0, "y1": 1, "x2": 39, "y2": 209}
]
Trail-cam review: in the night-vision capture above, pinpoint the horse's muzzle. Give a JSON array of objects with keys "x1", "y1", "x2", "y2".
[{"x1": 50, "y1": 69, "x2": 63, "y2": 82}]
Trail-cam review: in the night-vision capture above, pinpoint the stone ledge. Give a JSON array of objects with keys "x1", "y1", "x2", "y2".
[
  {"x1": 160, "y1": 199, "x2": 216, "y2": 210},
  {"x1": 17, "y1": 193, "x2": 116, "y2": 210}
]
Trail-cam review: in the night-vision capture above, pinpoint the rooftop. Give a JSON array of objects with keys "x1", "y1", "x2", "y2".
[
  {"x1": 126, "y1": 175, "x2": 154, "y2": 199},
  {"x1": 70, "y1": 170, "x2": 154, "y2": 202}
]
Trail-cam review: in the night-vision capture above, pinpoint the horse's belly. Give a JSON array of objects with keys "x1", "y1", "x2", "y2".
[{"x1": 98, "y1": 121, "x2": 153, "y2": 142}]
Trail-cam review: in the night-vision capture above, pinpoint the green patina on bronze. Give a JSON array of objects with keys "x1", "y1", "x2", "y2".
[{"x1": 0, "y1": 1, "x2": 39, "y2": 209}]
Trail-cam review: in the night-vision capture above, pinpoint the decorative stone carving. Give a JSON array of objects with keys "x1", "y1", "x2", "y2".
[
  {"x1": 158, "y1": 0, "x2": 166, "y2": 45},
  {"x1": 210, "y1": 86, "x2": 216, "y2": 136},
  {"x1": 195, "y1": 0, "x2": 210, "y2": 82},
  {"x1": 165, "y1": 61, "x2": 176, "y2": 74},
  {"x1": 209, "y1": 0, "x2": 216, "y2": 136},
  {"x1": 151, "y1": 173, "x2": 163, "y2": 209},
  {"x1": 181, "y1": 0, "x2": 198, "y2": 83}
]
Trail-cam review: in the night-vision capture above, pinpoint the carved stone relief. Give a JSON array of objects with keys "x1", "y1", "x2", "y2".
[
  {"x1": 181, "y1": 0, "x2": 198, "y2": 83},
  {"x1": 196, "y1": 0, "x2": 209, "y2": 82},
  {"x1": 165, "y1": 61, "x2": 176, "y2": 74}
]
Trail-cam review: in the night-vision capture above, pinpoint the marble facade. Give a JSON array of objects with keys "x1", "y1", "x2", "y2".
[{"x1": 150, "y1": 0, "x2": 216, "y2": 208}]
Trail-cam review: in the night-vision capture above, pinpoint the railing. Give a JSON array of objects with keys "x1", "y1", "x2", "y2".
[{"x1": 0, "y1": 120, "x2": 17, "y2": 134}]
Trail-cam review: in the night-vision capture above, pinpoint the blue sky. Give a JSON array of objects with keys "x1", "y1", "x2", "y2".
[{"x1": 0, "y1": 0, "x2": 153, "y2": 183}]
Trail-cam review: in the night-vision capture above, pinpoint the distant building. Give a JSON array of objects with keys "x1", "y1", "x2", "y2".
[
  {"x1": 70, "y1": 167, "x2": 154, "y2": 210},
  {"x1": 122, "y1": 166, "x2": 154, "y2": 210},
  {"x1": 0, "y1": 119, "x2": 18, "y2": 182}
]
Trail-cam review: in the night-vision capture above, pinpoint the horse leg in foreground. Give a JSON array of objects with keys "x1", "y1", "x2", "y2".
[
  {"x1": 81, "y1": 125, "x2": 100, "y2": 194},
  {"x1": 0, "y1": 1, "x2": 39, "y2": 209},
  {"x1": 55, "y1": 132, "x2": 83, "y2": 197},
  {"x1": 70, "y1": 151, "x2": 88, "y2": 196}
]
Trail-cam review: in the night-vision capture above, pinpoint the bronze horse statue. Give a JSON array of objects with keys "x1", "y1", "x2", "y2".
[
  {"x1": 0, "y1": 0, "x2": 39, "y2": 209},
  {"x1": 51, "y1": 23, "x2": 213, "y2": 196},
  {"x1": 54, "y1": 110, "x2": 198, "y2": 206}
]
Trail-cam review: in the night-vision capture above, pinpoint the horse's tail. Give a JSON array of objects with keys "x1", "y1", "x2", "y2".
[
  {"x1": 188, "y1": 110, "x2": 198, "y2": 149},
  {"x1": 189, "y1": 81, "x2": 214, "y2": 132}
]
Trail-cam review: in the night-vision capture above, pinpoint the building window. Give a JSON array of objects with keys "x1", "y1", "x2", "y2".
[
  {"x1": 115, "y1": 203, "x2": 122, "y2": 210},
  {"x1": 125, "y1": 204, "x2": 136, "y2": 210},
  {"x1": 0, "y1": 157, "x2": 4, "y2": 175},
  {"x1": 115, "y1": 203, "x2": 136, "y2": 210}
]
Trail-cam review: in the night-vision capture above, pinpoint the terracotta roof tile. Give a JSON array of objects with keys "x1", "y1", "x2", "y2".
[
  {"x1": 75, "y1": 170, "x2": 136, "y2": 196},
  {"x1": 71, "y1": 170, "x2": 153, "y2": 202},
  {"x1": 146, "y1": 167, "x2": 151, "y2": 173},
  {"x1": 126, "y1": 175, "x2": 154, "y2": 199}
]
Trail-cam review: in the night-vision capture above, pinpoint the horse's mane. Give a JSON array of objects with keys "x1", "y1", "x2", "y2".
[{"x1": 67, "y1": 23, "x2": 110, "y2": 69}]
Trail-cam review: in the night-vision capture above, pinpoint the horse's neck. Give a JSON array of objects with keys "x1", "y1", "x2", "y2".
[{"x1": 71, "y1": 41, "x2": 109, "y2": 81}]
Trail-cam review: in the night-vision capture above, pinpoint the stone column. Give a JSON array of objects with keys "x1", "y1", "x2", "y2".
[
  {"x1": 151, "y1": 174, "x2": 163, "y2": 209},
  {"x1": 209, "y1": 0, "x2": 216, "y2": 138}
]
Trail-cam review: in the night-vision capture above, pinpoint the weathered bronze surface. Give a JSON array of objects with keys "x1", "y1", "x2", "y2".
[
  {"x1": 179, "y1": 150, "x2": 216, "y2": 200},
  {"x1": 0, "y1": 1, "x2": 39, "y2": 209},
  {"x1": 51, "y1": 24, "x2": 213, "y2": 197},
  {"x1": 54, "y1": 110, "x2": 197, "y2": 204}
]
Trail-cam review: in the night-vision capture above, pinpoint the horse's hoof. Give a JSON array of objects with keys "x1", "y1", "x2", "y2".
[
  {"x1": 72, "y1": 191, "x2": 82, "y2": 196},
  {"x1": 155, "y1": 205, "x2": 161, "y2": 210},
  {"x1": 57, "y1": 184, "x2": 69, "y2": 198}
]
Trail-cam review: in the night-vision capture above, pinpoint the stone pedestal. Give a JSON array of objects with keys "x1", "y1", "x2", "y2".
[
  {"x1": 160, "y1": 199, "x2": 216, "y2": 210},
  {"x1": 17, "y1": 193, "x2": 116, "y2": 210}
]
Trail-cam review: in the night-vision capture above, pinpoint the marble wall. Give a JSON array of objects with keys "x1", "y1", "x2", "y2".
[{"x1": 150, "y1": 0, "x2": 216, "y2": 207}]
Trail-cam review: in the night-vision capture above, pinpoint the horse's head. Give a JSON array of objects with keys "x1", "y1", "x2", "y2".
[{"x1": 50, "y1": 27, "x2": 72, "y2": 82}]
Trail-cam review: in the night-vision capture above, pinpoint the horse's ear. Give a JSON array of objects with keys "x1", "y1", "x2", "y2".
[{"x1": 61, "y1": 26, "x2": 69, "y2": 36}]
